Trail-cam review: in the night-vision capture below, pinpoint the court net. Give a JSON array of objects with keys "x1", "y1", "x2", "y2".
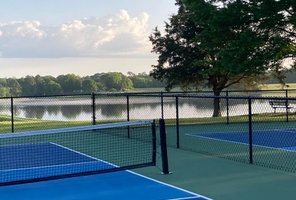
[{"x1": 0, "y1": 120, "x2": 157, "y2": 186}]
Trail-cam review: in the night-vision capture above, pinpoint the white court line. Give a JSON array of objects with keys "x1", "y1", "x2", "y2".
[
  {"x1": 49, "y1": 142, "x2": 119, "y2": 167},
  {"x1": 0, "y1": 142, "x2": 116, "y2": 172},
  {"x1": 127, "y1": 170, "x2": 213, "y2": 200},
  {"x1": 186, "y1": 133, "x2": 296, "y2": 153},
  {"x1": 1, "y1": 143, "x2": 212, "y2": 199},
  {"x1": 0, "y1": 161, "x2": 100, "y2": 172}
]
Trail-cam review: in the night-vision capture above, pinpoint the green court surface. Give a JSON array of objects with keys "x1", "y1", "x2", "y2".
[
  {"x1": 164, "y1": 121, "x2": 296, "y2": 172},
  {"x1": 133, "y1": 147, "x2": 296, "y2": 200}
]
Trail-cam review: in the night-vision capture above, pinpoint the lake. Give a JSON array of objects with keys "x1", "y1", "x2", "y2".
[{"x1": 0, "y1": 96, "x2": 292, "y2": 121}]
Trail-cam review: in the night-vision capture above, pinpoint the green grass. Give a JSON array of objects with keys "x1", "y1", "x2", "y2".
[
  {"x1": 0, "y1": 114, "x2": 129, "y2": 133},
  {"x1": 131, "y1": 87, "x2": 192, "y2": 93},
  {"x1": 133, "y1": 85, "x2": 296, "y2": 96},
  {"x1": 257, "y1": 83, "x2": 296, "y2": 97},
  {"x1": 260, "y1": 83, "x2": 296, "y2": 90},
  {"x1": 163, "y1": 112, "x2": 296, "y2": 126},
  {"x1": 131, "y1": 88, "x2": 167, "y2": 92},
  {"x1": 1, "y1": 111, "x2": 295, "y2": 134}
]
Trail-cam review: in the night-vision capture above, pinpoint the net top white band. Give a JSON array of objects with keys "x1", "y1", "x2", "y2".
[{"x1": 0, "y1": 119, "x2": 154, "y2": 139}]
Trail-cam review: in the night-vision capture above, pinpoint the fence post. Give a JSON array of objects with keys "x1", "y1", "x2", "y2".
[
  {"x1": 10, "y1": 97, "x2": 14, "y2": 133},
  {"x1": 126, "y1": 95, "x2": 130, "y2": 122},
  {"x1": 161, "y1": 92, "x2": 164, "y2": 119},
  {"x1": 127, "y1": 95, "x2": 130, "y2": 138},
  {"x1": 175, "y1": 96, "x2": 180, "y2": 149},
  {"x1": 91, "y1": 93, "x2": 96, "y2": 125},
  {"x1": 226, "y1": 91, "x2": 229, "y2": 125},
  {"x1": 248, "y1": 97, "x2": 253, "y2": 164},
  {"x1": 285, "y1": 90, "x2": 289, "y2": 122}
]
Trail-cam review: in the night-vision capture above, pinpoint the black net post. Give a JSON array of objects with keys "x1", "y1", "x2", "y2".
[
  {"x1": 248, "y1": 98, "x2": 253, "y2": 164},
  {"x1": 152, "y1": 120, "x2": 157, "y2": 166},
  {"x1": 159, "y1": 118, "x2": 169, "y2": 174}
]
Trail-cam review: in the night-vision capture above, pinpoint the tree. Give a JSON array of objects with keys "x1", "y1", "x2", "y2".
[
  {"x1": 150, "y1": 1, "x2": 206, "y2": 91},
  {"x1": 82, "y1": 79, "x2": 98, "y2": 93},
  {"x1": 57, "y1": 74, "x2": 82, "y2": 94},
  {"x1": 128, "y1": 72, "x2": 166, "y2": 88},
  {"x1": 0, "y1": 78, "x2": 10, "y2": 97},
  {"x1": 44, "y1": 80, "x2": 62, "y2": 95},
  {"x1": 120, "y1": 76, "x2": 133, "y2": 91},
  {"x1": 6, "y1": 78, "x2": 22, "y2": 96},
  {"x1": 90, "y1": 73, "x2": 105, "y2": 91},
  {"x1": 100, "y1": 72, "x2": 133, "y2": 91},
  {"x1": 0, "y1": 86, "x2": 10, "y2": 97},
  {"x1": 129, "y1": 75, "x2": 147, "y2": 88},
  {"x1": 0, "y1": 78, "x2": 7, "y2": 87},
  {"x1": 19, "y1": 76, "x2": 36, "y2": 96},
  {"x1": 34, "y1": 75, "x2": 46, "y2": 95},
  {"x1": 150, "y1": 0, "x2": 296, "y2": 116}
]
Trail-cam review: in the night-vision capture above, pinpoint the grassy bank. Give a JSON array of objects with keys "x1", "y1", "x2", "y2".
[
  {"x1": 260, "y1": 83, "x2": 296, "y2": 90},
  {"x1": 258, "y1": 83, "x2": 296, "y2": 97},
  {"x1": 132, "y1": 85, "x2": 296, "y2": 96},
  {"x1": 0, "y1": 114, "x2": 130, "y2": 133},
  {"x1": 1, "y1": 112, "x2": 295, "y2": 134},
  {"x1": 164, "y1": 112, "x2": 296, "y2": 126}
]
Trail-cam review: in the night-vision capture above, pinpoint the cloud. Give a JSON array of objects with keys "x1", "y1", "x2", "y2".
[{"x1": 0, "y1": 10, "x2": 152, "y2": 58}]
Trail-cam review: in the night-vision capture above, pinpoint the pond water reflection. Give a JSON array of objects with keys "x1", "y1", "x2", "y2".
[{"x1": 0, "y1": 97, "x2": 280, "y2": 121}]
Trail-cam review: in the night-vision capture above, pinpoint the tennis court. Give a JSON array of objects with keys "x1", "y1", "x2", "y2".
[
  {"x1": 188, "y1": 128, "x2": 296, "y2": 151},
  {"x1": 0, "y1": 120, "x2": 212, "y2": 199},
  {"x1": 0, "y1": 170, "x2": 212, "y2": 199}
]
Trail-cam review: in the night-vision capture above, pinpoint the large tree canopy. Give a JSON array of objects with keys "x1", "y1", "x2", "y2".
[{"x1": 149, "y1": 0, "x2": 295, "y2": 116}]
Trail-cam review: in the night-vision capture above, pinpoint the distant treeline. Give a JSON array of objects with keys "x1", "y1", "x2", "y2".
[
  {"x1": 0, "y1": 72, "x2": 166, "y2": 97},
  {"x1": 267, "y1": 70, "x2": 296, "y2": 84}
]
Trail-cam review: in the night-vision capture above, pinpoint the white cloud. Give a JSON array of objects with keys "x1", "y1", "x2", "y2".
[
  {"x1": 0, "y1": 10, "x2": 152, "y2": 58},
  {"x1": 0, "y1": 21, "x2": 46, "y2": 39}
]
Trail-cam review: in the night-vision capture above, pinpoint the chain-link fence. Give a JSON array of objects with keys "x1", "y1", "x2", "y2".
[
  {"x1": 168, "y1": 95, "x2": 296, "y2": 172},
  {"x1": 0, "y1": 94, "x2": 94, "y2": 133},
  {"x1": 1, "y1": 92, "x2": 296, "y2": 172}
]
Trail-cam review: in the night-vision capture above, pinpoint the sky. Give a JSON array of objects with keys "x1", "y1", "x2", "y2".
[{"x1": 0, "y1": 0, "x2": 178, "y2": 78}]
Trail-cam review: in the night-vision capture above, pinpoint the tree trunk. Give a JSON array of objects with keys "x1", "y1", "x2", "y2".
[{"x1": 213, "y1": 90, "x2": 222, "y2": 117}]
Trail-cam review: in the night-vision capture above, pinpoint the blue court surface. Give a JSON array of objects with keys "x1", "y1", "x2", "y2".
[
  {"x1": 0, "y1": 143, "x2": 113, "y2": 183},
  {"x1": 0, "y1": 142, "x2": 212, "y2": 200},
  {"x1": 0, "y1": 170, "x2": 211, "y2": 200},
  {"x1": 189, "y1": 128, "x2": 296, "y2": 151}
]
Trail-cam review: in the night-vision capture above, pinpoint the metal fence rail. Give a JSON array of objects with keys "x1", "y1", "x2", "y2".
[{"x1": 0, "y1": 92, "x2": 296, "y2": 172}]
